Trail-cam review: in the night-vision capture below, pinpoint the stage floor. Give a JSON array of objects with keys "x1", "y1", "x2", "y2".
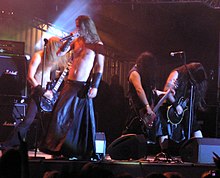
[{"x1": 0, "y1": 150, "x2": 215, "y2": 178}]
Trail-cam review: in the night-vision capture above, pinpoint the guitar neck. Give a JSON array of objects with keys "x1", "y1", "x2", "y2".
[
  {"x1": 153, "y1": 89, "x2": 171, "y2": 113},
  {"x1": 52, "y1": 68, "x2": 69, "y2": 93}
]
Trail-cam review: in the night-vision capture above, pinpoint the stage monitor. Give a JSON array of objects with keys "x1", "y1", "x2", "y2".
[
  {"x1": 107, "y1": 134, "x2": 147, "y2": 160},
  {"x1": 180, "y1": 137, "x2": 220, "y2": 163}
]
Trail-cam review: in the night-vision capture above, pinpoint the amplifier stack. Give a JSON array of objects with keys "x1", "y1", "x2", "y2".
[{"x1": 0, "y1": 39, "x2": 27, "y2": 142}]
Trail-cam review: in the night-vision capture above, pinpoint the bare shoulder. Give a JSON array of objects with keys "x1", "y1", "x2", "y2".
[
  {"x1": 168, "y1": 70, "x2": 178, "y2": 81},
  {"x1": 30, "y1": 51, "x2": 42, "y2": 64},
  {"x1": 32, "y1": 51, "x2": 42, "y2": 59},
  {"x1": 129, "y1": 71, "x2": 140, "y2": 82}
]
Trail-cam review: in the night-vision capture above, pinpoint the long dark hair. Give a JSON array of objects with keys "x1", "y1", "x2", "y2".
[
  {"x1": 178, "y1": 62, "x2": 208, "y2": 111},
  {"x1": 135, "y1": 51, "x2": 157, "y2": 89},
  {"x1": 189, "y1": 62, "x2": 208, "y2": 111},
  {"x1": 76, "y1": 15, "x2": 101, "y2": 44}
]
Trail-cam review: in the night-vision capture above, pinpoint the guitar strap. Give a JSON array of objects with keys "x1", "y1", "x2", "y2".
[{"x1": 128, "y1": 96, "x2": 140, "y2": 118}]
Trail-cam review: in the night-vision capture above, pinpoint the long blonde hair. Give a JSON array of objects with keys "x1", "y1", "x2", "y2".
[
  {"x1": 45, "y1": 36, "x2": 69, "y2": 69},
  {"x1": 46, "y1": 36, "x2": 62, "y2": 63}
]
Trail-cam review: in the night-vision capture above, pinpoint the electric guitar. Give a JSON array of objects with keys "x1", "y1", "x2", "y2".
[
  {"x1": 40, "y1": 66, "x2": 69, "y2": 112},
  {"x1": 167, "y1": 97, "x2": 189, "y2": 125},
  {"x1": 139, "y1": 89, "x2": 171, "y2": 129}
]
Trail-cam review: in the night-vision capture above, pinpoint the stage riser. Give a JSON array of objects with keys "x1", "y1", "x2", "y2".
[{"x1": 27, "y1": 160, "x2": 215, "y2": 178}]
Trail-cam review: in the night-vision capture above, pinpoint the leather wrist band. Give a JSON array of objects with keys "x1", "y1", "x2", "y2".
[{"x1": 91, "y1": 72, "x2": 102, "y2": 88}]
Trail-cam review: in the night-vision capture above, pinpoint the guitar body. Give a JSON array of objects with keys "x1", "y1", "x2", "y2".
[
  {"x1": 139, "y1": 108, "x2": 156, "y2": 129},
  {"x1": 167, "y1": 97, "x2": 188, "y2": 125},
  {"x1": 40, "y1": 93, "x2": 59, "y2": 112},
  {"x1": 39, "y1": 66, "x2": 69, "y2": 112}
]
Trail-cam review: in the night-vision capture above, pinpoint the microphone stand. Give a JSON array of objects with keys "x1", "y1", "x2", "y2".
[
  {"x1": 34, "y1": 39, "x2": 48, "y2": 158},
  {"x1": 181, "y1": 52, "x2": 195, "y2": 140}
]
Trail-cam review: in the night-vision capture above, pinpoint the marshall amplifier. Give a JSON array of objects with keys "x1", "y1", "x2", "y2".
[
  {"x1": 0, "y1": 103, "x2": 26, "y2": 142},
  {"x1": 0, "y1": 54, "x2": 27, "y2": 98}
]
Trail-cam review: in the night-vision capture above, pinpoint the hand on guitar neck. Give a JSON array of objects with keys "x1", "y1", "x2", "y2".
[
  {"x1": 139, "y1": 89, "x2": 171, "y2": 129},
  {"x1": 139, "y1": 107, "x2": 156, "y2": 129}
]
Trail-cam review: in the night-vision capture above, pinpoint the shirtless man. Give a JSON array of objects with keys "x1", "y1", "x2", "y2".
[
  {"x1": 1, "y1": 37, "x2": 65, "y2": 149},
  {"x1": 40, "y1": 15, "x2": 105, "y2": 159}
]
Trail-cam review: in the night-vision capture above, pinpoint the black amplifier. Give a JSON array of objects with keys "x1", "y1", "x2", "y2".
[
  {"x1": 0, "y1": 103, "x2": 26, "y2": 142},
  {"x1": 0, "y1": 54, "x2": 27, "y2": 98},
  {"x1": 0, "y1": 40, "x2": 25, "y2": 55}
]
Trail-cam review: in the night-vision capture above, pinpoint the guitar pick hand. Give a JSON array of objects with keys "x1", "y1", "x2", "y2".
[
  {"x1": 142, "y1": 113, "x2": 156, "y2": 129},
  {"x1": 176, "y1": 105, "x2": 183, "y2": 115},
  {"x1": 43, "y1": 90, "x2": 53, "y2": 100}
]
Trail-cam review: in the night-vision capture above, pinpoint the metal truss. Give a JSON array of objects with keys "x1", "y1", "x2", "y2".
[
  {"x1": 32, "y1": 17, "x2": 50, "y2": 32},
  {"x1": 203, "y1": 0, "x2": 220, "y2": 9},
  {"x1": 31, "y1": 17, "x2": 68, "y2": 37},
  {"x1": 93, "y1": 0, "x2": 220, "y2": 9}
]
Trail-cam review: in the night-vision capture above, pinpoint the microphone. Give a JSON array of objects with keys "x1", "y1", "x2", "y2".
[
  {"x1": 44, "y1": 38, "x2": 48, "y2": 46},
  {"x1": 60, "y1": 31, "x2": 80, "y2": 42},
  {"x1": 170, "y1": 51, "x2": 184, "y2": 56}
]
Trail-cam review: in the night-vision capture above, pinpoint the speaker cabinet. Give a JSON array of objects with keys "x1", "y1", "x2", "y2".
[
  {"x1": 107, "y1": 134, "x2": 147, "y2": 160},
  {"x1": 180, "y1": 138, "x2": 220, "y2": 163},
  {"x1": 0, "y1": 55, "x2": 27, "y2": 98},
  {"x1": 0, "y1": 103, "x2": 26, "y2": 142}
]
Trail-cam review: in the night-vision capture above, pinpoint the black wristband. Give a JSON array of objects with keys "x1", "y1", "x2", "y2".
[
  {"x1": 91, "y1": 72, "x2": 102, "y2": 88},
  {"x1": 60, "y1": 38, "x2": 74, "y2": 52},
  {"x1": 34, "y1": 85, "x2": 46, "y2": 96},
  {"x1": 172, "y1": 100, "x2": 178, "y2": 108}
]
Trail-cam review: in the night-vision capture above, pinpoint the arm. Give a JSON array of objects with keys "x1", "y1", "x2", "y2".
[
  {"x1": 164, "y1": 70, "x2": 183, "y2": 115},
  {"x1": 56, "y1": 42, "x2": 71, "y2": 57},
  {"x1": 129, "y1": 71, "x2": 155, "y2": 116},
  {"x1": 88, "y1": 48, "x2": 105, "y2": 98},
  {"x1": 27, "y1": 52, "x2": 53, "y2": 99},
  {"x1": 57, "y1": 30, "x2": 79, "y2": 56},
  {"x1": 27, "y1": 52, "x2": 41, "y2": 87}
]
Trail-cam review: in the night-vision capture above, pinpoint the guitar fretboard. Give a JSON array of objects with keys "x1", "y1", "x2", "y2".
[
  {"x1": 52, "y1": 68, "x2": 69, "y2": 93},
  {"x1": 153, "y1": 89, "x2": 171, "y2": 112}
]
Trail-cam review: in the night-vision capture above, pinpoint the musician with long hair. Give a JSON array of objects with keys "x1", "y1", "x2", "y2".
[
  {"x1": 123, "y1": 51, "x2": 168, "y2": 145},
  {"x1": 0, "y1": 37, "x2": 66, "y2": 149},
  {"x1": 40, "y1": 15, "x2": 105, "y2": 159},
  {"x1": 157, "y1": 62, "x2": 208, "y2": 159}
]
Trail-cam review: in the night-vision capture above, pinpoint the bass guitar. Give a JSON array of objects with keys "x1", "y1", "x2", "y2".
[
  {"x1": 139, "y1": 89, "x2": 171, "y2": 129},
  {"x1": 40, "y1": 66, "x2": 69, "y2": 112},
  {"x1": 167, "y1": 97, "x2": 188, "y2": 125}
]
